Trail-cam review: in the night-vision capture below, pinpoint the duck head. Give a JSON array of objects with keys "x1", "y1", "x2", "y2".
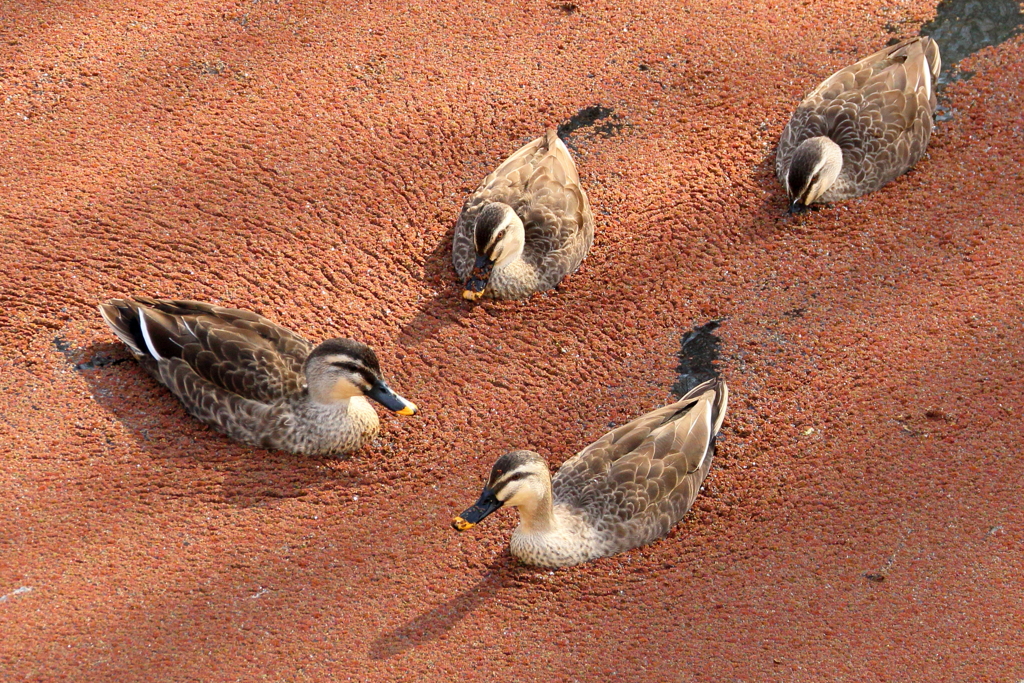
[
  {"x1": 304, "y1": 339, "x2": 417, "y2": 415},
  {"x1": 786, "y1": 136, "x2": 843, "y2": 213},
  {"x1": 452, "y1": 450, "x2": 551, "y2": 530},
  {"x1": 462, "y1": 203, "x2": 526, "y2": 301}
]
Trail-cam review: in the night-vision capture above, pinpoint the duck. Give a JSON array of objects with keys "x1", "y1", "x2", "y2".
[
  {"x1": 452, "y1": 129, "x2": 594, "y2": 300},
  {"x1": 776, "y1": 36, "x2": 941, "y2": 212},
  {"x1": 452, "y1": 377, "x2": 728, "y2": 567},
  {"x1": 98, "y1": 297, "x2": 417, "y2": 455}
]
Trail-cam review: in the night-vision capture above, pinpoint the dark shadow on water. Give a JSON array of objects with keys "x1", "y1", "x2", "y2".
[
  {"x1": 752, "y1": 153, "x2": 791, "y2": 224},
  {"x1": 920, "y1": 0, "x2": 1024, "y2": 85},
  {"x1": 557, "y1": 104, "x2": 630, "y2": 152},
  {"x1": 672, "y1": 320, "x2": 724, "y2": 397},
  {"x1": 397, "y1": 222, "x2": 478, "y2": 346},
  {"x1": 369, "y1": 556, "x2": 529, "y2": 660},
  {"x1": 557, "y1": 104, "x2": 622, "y2": 139},
  {"x1": 398, "y1": 289, "x2": 477, "y2": 347}
]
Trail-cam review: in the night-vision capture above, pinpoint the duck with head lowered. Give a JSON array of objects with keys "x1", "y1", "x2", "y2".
[
  {"x1": 453, "y1": 378, "x2": 728, "y2": 567},
  {"x1": 452, "y1": 129, "x2": 594, "y2": 300},
  {"x1": 98, "y1": 297, "x2": 416, "y2": 455},
  {"x1": 777, "y1": 36, "x2": 941, "y2": 213}
]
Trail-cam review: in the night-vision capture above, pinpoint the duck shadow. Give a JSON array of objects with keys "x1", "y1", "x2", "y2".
[
  {"x1": 399, "y1": 221, "x2": 479, "y2": 346},
  {"x1": 743, "y1": 153, "x2": 837, "y2": 238},
  {"x1": 368, "y1": 555, "x2": 530, "y2": 660},
  {"x1": 62, "y1": 339, "x2": 348, "y2": 507},
  {"x1": 750, "y1": 154, "x2": 792, "y2": 227}
]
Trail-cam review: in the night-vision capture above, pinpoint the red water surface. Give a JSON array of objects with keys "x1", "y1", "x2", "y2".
[{"x1": 1, "y1": 1, "x2": 1022, "y2": 681}]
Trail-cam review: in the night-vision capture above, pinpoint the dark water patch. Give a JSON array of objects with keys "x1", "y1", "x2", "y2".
[
  {"x1": 671, "y1": 320, "x2": 723, "y2": 397},
  {"x1": 53, "y1": 335, "x2": 131, "y2": 371},
  {"x1": 920, "y1": 0, "x2": 1024, "y2": 85},
  {"x1": 74, "y1": 354, "x2": 131, "y2": 372},
  {"x1": 934, "y1": 101, "x2": 961, "y2": 122},
  {"x1": 556, "y1": 105, "x2": 626, "y2": 144},
  {"x1": 53, "y1": 335, "x2": 73, "y2": 357}
]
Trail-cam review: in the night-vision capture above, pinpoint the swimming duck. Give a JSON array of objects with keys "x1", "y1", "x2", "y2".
[
  {"x1": 98, "y1": 297, "x2": 416, "y2": 455},
  {"x1": 776, "y1": 36, "x2": 941, "y2": 212},
  {"x1": 452, "y1": 378, "x2": 728, "y2": 567},
  {"x1": 452, "y1": 129, "x2": 594, "y2": 300}
]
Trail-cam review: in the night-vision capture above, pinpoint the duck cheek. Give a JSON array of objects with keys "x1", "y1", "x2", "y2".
[
  {"x1": 501, "y1": 488, "x2": 527, "y2": 508},
  {"x1": 496, "y1": 234, "x2": 526, "y2": 267},
  {"x1": 806, "y1": 174, "x2": 831, "y2": 204}
]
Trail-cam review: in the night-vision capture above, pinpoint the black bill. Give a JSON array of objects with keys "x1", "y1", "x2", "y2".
[
  {"x1": 365, "y1": 379, "x2": 417, "y2": 415},
  {"x1": 451, "y1": 486, "x2": 503, "y2": 531},
  {"x1": 462, "y1": 253, "x2": 494, "y2": 301}
]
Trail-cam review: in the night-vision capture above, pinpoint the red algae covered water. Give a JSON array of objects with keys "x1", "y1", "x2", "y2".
[{"x1": 1, "y1": 1, "x2": 1023, "y2": 681}]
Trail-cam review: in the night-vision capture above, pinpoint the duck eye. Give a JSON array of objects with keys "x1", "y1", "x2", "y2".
[{"x1": 331, "y1": 362, "x2": 362, "y2": 373}]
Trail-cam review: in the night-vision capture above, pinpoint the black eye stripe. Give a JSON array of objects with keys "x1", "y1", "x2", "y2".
[
  {"x1": 492, "y1": 470, "x2": 531, "y2": 494},
  {"x1": 329, "y1": 362, "x2": 378, "y2": 385}
]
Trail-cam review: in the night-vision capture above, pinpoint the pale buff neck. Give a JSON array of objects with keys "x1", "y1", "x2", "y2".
[{"x1": 515, "y1": 488, "x2": 557, "y2": 535}]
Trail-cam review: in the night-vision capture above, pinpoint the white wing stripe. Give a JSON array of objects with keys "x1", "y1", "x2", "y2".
[{"x1": 138, "y1": 312, "x2": 164, "y2": 361}]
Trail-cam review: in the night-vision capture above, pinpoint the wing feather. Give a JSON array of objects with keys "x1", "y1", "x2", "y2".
[{"x1": 98, "y1": 298, "x2": 313, "y2": 404}]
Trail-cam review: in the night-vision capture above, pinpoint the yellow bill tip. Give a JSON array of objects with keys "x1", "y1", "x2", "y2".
[
  {"x1": 397, "y1": 402, "x2": 417, "y2": 416},
  {"x1": 462, "y1": 289, "x2": 484, "y2": 301},
  {"x1": 451, "y1": 517, "x2": 475, "y2": 531}
]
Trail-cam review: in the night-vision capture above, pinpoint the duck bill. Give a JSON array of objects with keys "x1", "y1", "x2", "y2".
[
  {"x1": 462, "y1": 254, "x2": 494, "y2": 301},
  {"x1": 365, "y1": 380, "x2": 417, "y2": 415},
  {"x1": 788, "y1": 198, "x2": 808, "y2": 214},
  {"x1": 451, "y1": 486, "x2": 503, "y2": 531}
]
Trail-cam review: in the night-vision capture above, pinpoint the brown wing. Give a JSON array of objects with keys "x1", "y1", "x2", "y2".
[
  {"x1": 777, "y1": 37, "x2": 941, "y2": 194},
  {"x1": 452, "y1": 130, "x2": 594, "y2": 287},
  {"x1": 154, "y1": 357, "x2": 280, "y2": 448},
  {"x1": 98, "y1": 297, "x2": 313, "y2": 404},
  {"x1": 552, "y1": 378, "x2": 728, "y2": 551}
]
